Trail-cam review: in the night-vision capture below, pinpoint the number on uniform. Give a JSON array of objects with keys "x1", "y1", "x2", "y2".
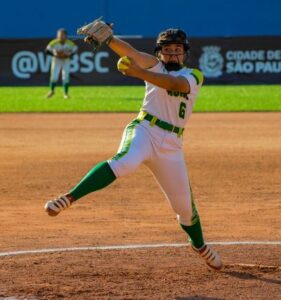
[{"x1": 179, "y1": 102, "x2": 186, "y2": 119}]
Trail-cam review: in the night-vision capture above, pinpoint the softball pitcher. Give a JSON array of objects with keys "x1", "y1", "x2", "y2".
[
  {"x1": 45, "y1": 19, "x2": 223, "y2": 270},
  {"x1": 45, "y1": 28, "x2": 78, "y2": 99}
]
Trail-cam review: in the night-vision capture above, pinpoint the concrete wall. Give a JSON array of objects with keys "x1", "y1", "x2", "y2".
[{"x1": 1, "y1": 0, "x2": 281, "y2": 38}]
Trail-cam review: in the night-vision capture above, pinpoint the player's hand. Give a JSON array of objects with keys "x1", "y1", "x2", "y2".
[
  {"x1": 77, "y1": 17, "x2": 113, "y2": 53},
  {"x1": 53, "y1": 50, "x2": 63, "y2": 58},
  {"x1": 60, "y1": 53, "x2": 70, "y2": 59},
  {"x1": 54, "y1": 50, "x2": 69, "y2": 59}
]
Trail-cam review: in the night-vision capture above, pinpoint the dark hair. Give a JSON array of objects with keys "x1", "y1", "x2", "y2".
[{"x1": 57, "y1": 28, "x2": 67, "y2": 36}]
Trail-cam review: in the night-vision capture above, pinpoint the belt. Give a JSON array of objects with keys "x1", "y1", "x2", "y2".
[{"x1": 137, "y1": 111, "x2": 184, "y2": 137}]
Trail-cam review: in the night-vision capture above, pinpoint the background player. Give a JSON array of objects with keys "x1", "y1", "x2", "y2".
[
  {"x1": 45, "y1": 28, "x2": 78, "y2": 99},
  {"x1": 45, "y1": 19, "x2": 223, "y2": 271}
]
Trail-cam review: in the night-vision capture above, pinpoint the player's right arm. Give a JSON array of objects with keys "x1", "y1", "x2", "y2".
[
  {"x1": 45, "y1": 39, "x2": 57, "y2": 56},
  {"x1": 77, "y1": 18, "x2": 157, "y2": 68},
  {"x1": 108, "y1": 37, "x2": 158, "y2": 69}
]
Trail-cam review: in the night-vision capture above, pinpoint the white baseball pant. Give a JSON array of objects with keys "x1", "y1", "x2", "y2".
[
  {"x1": 50, "y1": 58, "x2": 70, "y2": 84},
  {"x1": 108, "y1": 118, "x2": 196, "y2": 226}
]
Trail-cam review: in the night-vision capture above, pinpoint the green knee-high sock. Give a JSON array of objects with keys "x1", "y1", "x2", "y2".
[
  {"x1": 63, "y1": 82, "x2": 69, "y2": 94},
  {"x1": 50, "y1": 82, "x2": 56, "y2": 92},
  {"x1": 180, "y1": 186, "x2": 205, "y2": 249},
  {"x1": 69, "y1": 161, "x2": 116, "y2": 200}
]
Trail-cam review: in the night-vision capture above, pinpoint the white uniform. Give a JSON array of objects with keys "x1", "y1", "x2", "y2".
[
  {"x1": 142, "y1": 62, "x2": 201, "y2": 128},
  {"x1": 46, "y1": 39, "x2": 78, "y2": 84},
  {"x1": 108, "y1": 61, "x2": 204, "y2": 226}
]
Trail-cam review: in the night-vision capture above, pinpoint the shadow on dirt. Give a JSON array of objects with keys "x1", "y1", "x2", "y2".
[{"x1": 223, "y1": 270, "x2": 281, "y2": 285}]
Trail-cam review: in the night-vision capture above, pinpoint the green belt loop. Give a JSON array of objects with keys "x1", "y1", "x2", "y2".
[
  {"x1": 137, "y1": 111, "x2": 147, "y2": 121},
  {"x1": 177, "y1": 128, "x2": 184, "y2": 138},
  {"x1": 149, "y1": 116, "x2": 158, "y2": 127}
]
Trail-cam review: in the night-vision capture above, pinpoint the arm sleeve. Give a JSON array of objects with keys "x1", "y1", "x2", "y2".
[
  {"x1": 180, "y1": 68, "x2": 204, "y2": 96},
  {"x1": 46, "y1": 39, "x2": 56, "y2": 55}
]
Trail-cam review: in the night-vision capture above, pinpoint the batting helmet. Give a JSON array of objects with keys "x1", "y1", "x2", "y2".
[{"x1": 154, "y1": 28, "x2": 190, "y2": 54}]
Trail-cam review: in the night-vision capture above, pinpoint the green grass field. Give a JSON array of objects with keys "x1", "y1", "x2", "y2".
[{"x1": 0, "y1": 85, "x2": 280, "y2": 112}]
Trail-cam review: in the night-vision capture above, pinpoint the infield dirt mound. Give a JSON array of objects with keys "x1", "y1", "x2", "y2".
[
  {"x1": 0, "y1": 246, "x2": 280, "y2": 299},
  {"x1": 0, "y1": 113, "x2": 280, "y2": 299}
]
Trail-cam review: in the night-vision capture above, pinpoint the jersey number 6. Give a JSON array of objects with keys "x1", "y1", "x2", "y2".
[{"x1": 179, "y1": 102, "x2": 186, "y2": 119}]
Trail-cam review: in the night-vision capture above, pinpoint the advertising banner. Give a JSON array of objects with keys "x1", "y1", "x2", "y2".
[
  {"x1": 190, "y1": 36, "x2": 281, "y2": 84},
  {"x1": 0, "y1": 37, "x2": 280, "y2": 86}
]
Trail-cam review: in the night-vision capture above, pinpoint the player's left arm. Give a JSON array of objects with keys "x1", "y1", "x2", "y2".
[{"x1": 63, "y1": 40, "x2": 78, "y2": 58}]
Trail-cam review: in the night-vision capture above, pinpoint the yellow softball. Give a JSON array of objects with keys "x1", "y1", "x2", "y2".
[{"x1": 117, "y1": 56, "x2": 131, "y2": 72}]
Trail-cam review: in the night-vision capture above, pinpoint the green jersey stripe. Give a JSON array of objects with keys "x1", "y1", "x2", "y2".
[
  {"x1": 191, "y1": 69, "x2": 204, "y2": 85},
  {"x1": 190, "y1": 73, "x2": 199, "y2": 85}
]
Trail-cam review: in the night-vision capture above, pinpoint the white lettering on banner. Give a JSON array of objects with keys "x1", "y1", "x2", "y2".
[
  {"x1": 267, "y1": 50, "x2": 281, "y2": 60},
  {"x1": 80, "y1": 52, "x2": 94, "y2": 73},
  {"x1": 95, "y1": 52, "x2": 109, "y2": 73},
  {"x1": 11, "y1": 51, "x2": 109, "y2": 79},
  {"x1": 38, "y1": 52, "x2": 52, "y2": 72},
  {"x1": 226, "y1": 50, "x2": 265, "y2": 61},
  {"x1": 255, "y1": 61, "x2": 281, "y2": 73},
  {"x1": 200, "y1": 45, "x2": 281, "y2": 78},
  {"x1": 70, "y1": 54, "x2": 79, "y2": 73},
  {"x1": 226, "y1": 62, "x2": 254, "y2": 73},
  {"x1": 12, "y1": 51, "x2": 38, "y2": 79}
]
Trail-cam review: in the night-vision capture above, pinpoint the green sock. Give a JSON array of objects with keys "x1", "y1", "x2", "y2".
[
  {"x1": 63, "y1": 82, "x2": 69, "y2": 94},
  {"x1": 50, "y1": 82, "x2": 56, "y2": 92},
  {"x1": 69, "y1": 161, "x2": 116, "y2": 200},
  {"x1": 180, "y1": 220, "x2": 205, "y2": 249},
  {"x1": 180, "y1": 185, "x2": 205, "y2": 249}
]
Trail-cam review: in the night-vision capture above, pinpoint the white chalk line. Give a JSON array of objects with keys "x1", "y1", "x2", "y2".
[
  {"x1": 0, "y1": 241, "x2": 280, "y2": 258},
  {"x1": 227, "y1": 263, "x2": 281, "y2": 270}
]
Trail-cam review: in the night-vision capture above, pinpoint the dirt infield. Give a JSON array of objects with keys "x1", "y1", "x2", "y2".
[{"x1": 0, "y1": 113, "x2": 280, "y2": 299}]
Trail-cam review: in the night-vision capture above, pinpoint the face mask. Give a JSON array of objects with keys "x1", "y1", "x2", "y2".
[{"x1": 164, "y1": 62, "x2": 183, "y2": 71}]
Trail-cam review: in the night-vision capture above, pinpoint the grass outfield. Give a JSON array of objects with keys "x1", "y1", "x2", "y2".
[{"x1": 0, "y1": 85, "x2": 280, "y2": 112}]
